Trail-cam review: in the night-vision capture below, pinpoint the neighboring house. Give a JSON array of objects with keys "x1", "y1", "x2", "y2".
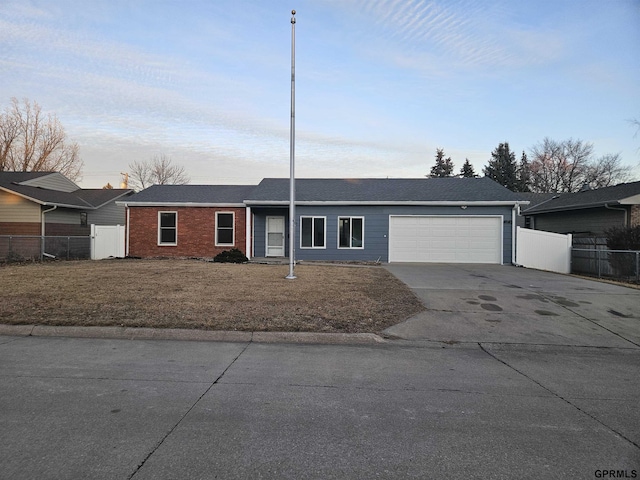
[
  {"x1": 121, "y1": 177, "x2": 528, "y2": 264},
  {"x1": 118, "y1": 184, "x2": 255, "y2": 258},
  {"x1": 0, "y1": 172, "x2": 132, "y2": 236},
  {"x1": 522, "y1": 181, "x2": 640, "y2": 238},
  {"x1": 514, "y1": 192, "x2": 558, "y2": 229}
]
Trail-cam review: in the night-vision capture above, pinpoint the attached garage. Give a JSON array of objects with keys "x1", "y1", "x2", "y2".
[{"x1": 388, "y1": 215, "x2": 503, "y2": 264}]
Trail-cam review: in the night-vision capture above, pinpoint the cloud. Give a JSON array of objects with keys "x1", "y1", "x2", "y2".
[{"x1": 328, "y1": 0, "x2": 565, "y2": 73}]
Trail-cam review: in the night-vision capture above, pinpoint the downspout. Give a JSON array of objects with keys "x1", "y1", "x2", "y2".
[
  {"x1": 41, "y1": 205, "x2": 57, "y2": 259},
  {"x1": 511, "y1": 204, "x2": 517, "y2": 265},
  {"x1": 125, "y1": 206, "x2": 130, "y2": 257},
  {"x1": 604, "y1": 203, "x2": 628, "y2": 227},
  {"x1": 245, "y1": 206, "x2": 251, "y2": 260}
]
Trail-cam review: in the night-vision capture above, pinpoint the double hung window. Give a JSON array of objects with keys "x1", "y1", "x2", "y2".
[
  {"x1": 158, "y1": 212, "x2": 177, "y2": 245},
  {"x1": 216, "y1": 212, "x2": 235, "y2": 246}
]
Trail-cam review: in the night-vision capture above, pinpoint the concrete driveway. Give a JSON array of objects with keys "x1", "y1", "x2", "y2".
[{"x1": 384, "y1": 263, "x2": 640, "y2": 348}]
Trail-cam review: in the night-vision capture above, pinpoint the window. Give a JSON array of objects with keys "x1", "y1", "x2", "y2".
[
  {"x1": 80, "y1": 212, "x2": 87, "y2": 227},
  {"x1": 216, "y1": 212, "x2": 235, "y2": 246},
  {"x1": 338, "y1": 217, "x2": 364, "y2": 248},
  {"x1": 300, "y1": 216, "x2": 326, "y2": 248},
  {"x1": 158, "y1": 211, "x2": 177, "y2": 245}
]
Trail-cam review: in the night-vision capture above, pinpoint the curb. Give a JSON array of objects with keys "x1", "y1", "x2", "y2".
[{"x1": 0, "y1": 324, "x2": 387, "y2": 346}]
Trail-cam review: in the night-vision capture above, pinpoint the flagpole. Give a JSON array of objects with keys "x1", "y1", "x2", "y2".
[{"x1": 286, "y1": 9, "x2": 297, "y2": 280}]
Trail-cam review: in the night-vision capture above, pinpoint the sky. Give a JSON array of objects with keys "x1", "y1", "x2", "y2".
[{"x1": 1, "y1": 0, "x2": 639, "y2": 189}]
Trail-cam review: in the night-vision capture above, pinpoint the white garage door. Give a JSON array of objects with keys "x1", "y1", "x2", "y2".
[{"x1": 389, "y1": 216, "x2": 502, "y2": 264}]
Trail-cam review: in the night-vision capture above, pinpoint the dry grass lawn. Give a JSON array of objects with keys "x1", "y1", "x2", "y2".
[{"x1": 0, "y1": 259, "x2": 425, "y2": 333}]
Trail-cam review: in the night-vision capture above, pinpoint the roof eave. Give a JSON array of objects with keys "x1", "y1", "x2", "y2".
[
  {"x1": 525, "y1": 201, "x2": 623, "y2": 215},
  {"x1": 245, "y1": 200, "x2": 523, "y2": 206},
  {"x1": 117, "y1": 201, "x2": 246, "y2": 207}
]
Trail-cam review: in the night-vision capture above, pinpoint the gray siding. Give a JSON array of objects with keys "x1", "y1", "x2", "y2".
[
  {"x1": 253, "y1": 205, "x2": 515, "y2": 264},
  {"x1": 533, "y1": 207, "x2": 627, "y2": 236},
  {"x1": 46, "y1": 208, "x2": 83, "y2": 225},
  {"x1": 89, "y1": 202, "x2": 127, "y2": 225},
  {"x1": 22, "y1": 173, "x2": 78, "y2": 192}
]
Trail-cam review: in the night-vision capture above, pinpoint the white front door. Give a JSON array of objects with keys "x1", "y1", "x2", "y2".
[{"x1": 266, "y1": 216, "x2": 285, "y2": 257}]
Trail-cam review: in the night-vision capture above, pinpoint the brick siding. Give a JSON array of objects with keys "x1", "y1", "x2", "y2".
[
  {"x1": 128, "y1": 206, "x2": 246, "y2": 258},
  {"x1": 45, "y1": 223, "x2": 91, "y2": 236},
  {"x1": 0, "y1": 222, "x2": 41, "y2": 235},
  {"x1": 630, "y1": 205, "x2": 640, "y2": 228}
]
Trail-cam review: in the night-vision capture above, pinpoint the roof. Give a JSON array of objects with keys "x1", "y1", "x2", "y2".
[
  {"x1": 245, "y1": 177, "x2": 526, "y2": 205},
  {"x1": 523, "y1": 181, "x2": 640, "y2": 215},
  {"x1": 0, "y1": 172, "x2": 132, "y2": 209},
  {"x1": 120, "y1": 184, "x2": 256, "y2": 206}
]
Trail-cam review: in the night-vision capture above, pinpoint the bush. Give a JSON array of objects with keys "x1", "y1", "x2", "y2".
[
  {"x1": 213, "y1": 248, "x2": 248, "y2": 263},
  {"x1": 604, "y1": 226, "x2": 640, "y2": 277}
]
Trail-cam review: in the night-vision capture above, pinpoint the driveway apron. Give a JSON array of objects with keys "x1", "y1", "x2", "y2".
[{"x1": 383, "y1": 263, "x2": 640, "y2": 347}]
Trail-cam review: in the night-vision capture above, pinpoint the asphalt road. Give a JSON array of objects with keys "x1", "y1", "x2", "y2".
[{"x1": 1, "y1": 264, "x2": 639, "y2": 479}]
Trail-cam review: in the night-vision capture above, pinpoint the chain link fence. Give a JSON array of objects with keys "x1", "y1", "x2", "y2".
[
  {"x1": 0, "y1": 236, "x2": 91, "y2": 262},
  {"x1": 572, "y1": 248, "x2": 640, "y2": 284}
]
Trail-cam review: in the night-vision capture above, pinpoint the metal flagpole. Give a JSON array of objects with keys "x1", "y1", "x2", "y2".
[{"x1": 286, "y1": 9, "x2": 297, "y2": 280}]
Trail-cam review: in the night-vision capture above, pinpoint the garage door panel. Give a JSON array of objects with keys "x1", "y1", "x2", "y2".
[{"x1": 389, "y1": 216, "x2": 502, "y2": 264}]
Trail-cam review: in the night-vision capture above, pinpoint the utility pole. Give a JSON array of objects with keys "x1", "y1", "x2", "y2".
[{"x1": 286, "y1": 9, "x2": 297, "y2": 280}]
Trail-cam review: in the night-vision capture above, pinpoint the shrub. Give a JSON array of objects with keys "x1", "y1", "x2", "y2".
[
  {"x1": 604, "y1": 226, "x2": 640, "y2": 277},
  {"x1": 604, "y1": 225, "x2": 640, "y2": 250},
  {"x1": 213, "y1": 248, "x2": 248, "y2": 263}
]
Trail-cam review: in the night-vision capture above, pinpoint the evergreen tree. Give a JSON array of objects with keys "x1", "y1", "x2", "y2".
[
  {"x1": 515, "y1": 151, "x2": 531, "y2": 192},
  {"x1": 483, "y1": 142, "x2": 518, "y2": 190},
  {"x1": 429, "y1": 148, "x2": 454, "y2": 177},
  {"x1": 460, "y1": 159, "x2": 477, "y2": 178}
]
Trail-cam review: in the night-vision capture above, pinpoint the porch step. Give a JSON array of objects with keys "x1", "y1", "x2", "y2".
[{"x1": 248, "y1": 257, "x2": 290, "y2": 265}]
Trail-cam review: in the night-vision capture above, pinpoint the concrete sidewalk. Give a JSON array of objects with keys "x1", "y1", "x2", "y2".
[{"x1": 384, "y1": 264, "x2": 640, "y2": 348}]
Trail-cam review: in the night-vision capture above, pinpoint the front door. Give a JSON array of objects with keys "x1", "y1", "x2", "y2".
[{"x1": 266, "y1": 216, "x2": 285, "y2": 257}]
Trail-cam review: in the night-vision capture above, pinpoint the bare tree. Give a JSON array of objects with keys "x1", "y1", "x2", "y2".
[
  {"x1": 0, "y1": 98, "x2": 83, "y2": 180},
  {"x1": 128, "y1": 154, "x2": 190, "y2": 191},
  {"x1": 529, "y1": 138, "x2": 633, "y2": 193}
]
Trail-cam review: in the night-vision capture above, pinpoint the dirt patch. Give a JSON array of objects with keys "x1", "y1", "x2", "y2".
[{"x1": 0, "y1": 259, "x2": 425, "y2": 334}]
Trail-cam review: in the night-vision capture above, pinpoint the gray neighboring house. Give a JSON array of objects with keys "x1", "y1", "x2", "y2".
[
  {"x1": 515, "y1": 193, "x2": 558, "y2": 229},
  {"x1": 0, "y1": 171, "x2": 133, "y2": 236},
  {"x1": 247, "y1": 177, "x2": 528, "y2": 264},
  {"x1": 522, "y1": 181, "x2": 640, "y2": 238}
]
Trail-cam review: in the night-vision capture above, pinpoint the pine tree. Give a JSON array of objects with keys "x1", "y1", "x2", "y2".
[
  {"x1": 515, "y1": 151, "x2": 531, "y2": 192},
  {"x1": 483, "y1": 142, "x2": 518, "y2": 190},
  {"x1": 429, "y1": 148, "x2": 454, "y2": 177},
  {"x1": 460, "y1": 159, "x2": 477, "y2": 178}
]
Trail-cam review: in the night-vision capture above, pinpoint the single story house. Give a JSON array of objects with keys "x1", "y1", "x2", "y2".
[
  {"x1": 0, "y1": 171, "x2": 132, "y2": 236},
  {"x1": 121, "y1": 177, "x2": 528, "y2": 264},
  {"x1": 522, "y1": 181, "x2": 640, "y2": 238}
]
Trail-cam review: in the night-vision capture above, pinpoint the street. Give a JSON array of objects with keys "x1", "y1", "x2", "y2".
[{"x1": 1, "y1": 334, "x2": 638, "y2": 479}]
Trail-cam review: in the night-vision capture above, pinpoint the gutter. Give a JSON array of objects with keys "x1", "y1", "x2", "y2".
[
  {"x1": 244, "y1": 200, "x2": 524, "y2": 207},
  {"x1": 604, "y1": 203, "x2": 628, "y2": 226}
]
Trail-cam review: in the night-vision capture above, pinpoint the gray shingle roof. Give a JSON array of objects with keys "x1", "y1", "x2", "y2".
[
  {"x1": 523, "y1": 181, "x2": 640, "y2": 214},
  {"x1": 0, "y1": 172, "x2": 132, "y2": 209},
  {"x1": 122, "y1": 184, "x2": 256, "y2": 205},
  {"x1": 246, "y1": 177, "x2": 525, "y2": 203}
]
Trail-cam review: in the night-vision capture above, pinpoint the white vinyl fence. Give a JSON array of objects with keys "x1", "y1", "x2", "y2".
[
  {"x1": 91, "y1": 225, "x2": 125, "y2": 260},
  {"x1": 515, "y1": 227, "x2": 572, "y2": 274}
]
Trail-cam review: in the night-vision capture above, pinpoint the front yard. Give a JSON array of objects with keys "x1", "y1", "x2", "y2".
[{"x1": 0, "y1": 260, "x2": 424, "y2": 333}]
